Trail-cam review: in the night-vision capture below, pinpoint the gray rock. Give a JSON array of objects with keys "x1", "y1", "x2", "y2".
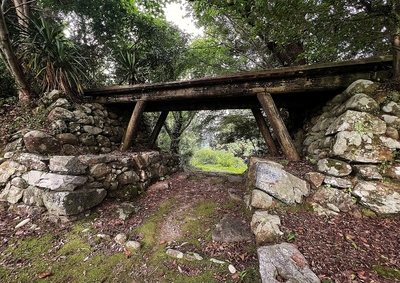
[
  {"x1": 56, "y1": 133, "x2": 79, "y2": 145},
  {"x1": 117, "y1": 170, "x2": 140, "y2": 185},
  {"x1": 326, "y1": 110, "x2": 385, "y2": 135},
  {"x1": 304, "y1": 172, "x2": 325, "y2": 189},
  {"x1": 115, "y1": 202, "x2": 140, "y2": 220},
  {"x1": 79, "y1": 133, "x2": 97, "y2": 146},
  {"x1": 258, "y1": 243, "x2": 320, "y2": 283},
  {"x1": 10, "y1": 177, "x2": 28, "y2": 189},
  {"x1": 114, "y1": 233, "x2": 127, "y2": 245},
  {"x1": 90, "y1": 163, "x2": 112, "y2": 179},
  {"x1": 342, "y1": 79, "x2": 378, "y2": 97},
  {"x1": 382, "y1": 101, "x2": 400, "y2": 116},
  {"x1": 83, "y1": 125, "x2": 103, "y2": 135},
  {"x1": 0, "y1": 183, "x2": 24, "y2": 204},
  {"x1": 22, "y1": 170, "x2": 87, "y2": 191},
  {"x1": 251, "y1": 189, "x2": 274, "y2": 209},
  {"x1": 254, "y1": 161, "x2": 310, "y2": 204},
  {"x1": 353, "y1": 181, "x2": 400, "y2": 214},
  {"x1": 125, "y1": 241, "x2": 141, "y2": 251},
  {"x1": 353, "y1": 165, "x2": 383, "y2": 180},
  {"x1": 166, "y1": 249, "x2": 183, "y2": 259},
  {"x1": 49, "y1": 156, "x2": 88, "y2": 175},
  {"x1": 334, "y1": 93, "x2": 380, "y2": 115},
  {"x1": 47, "y1": 107, "x2": 74, "y2": 122},
  {"x1": 22, "y1": 186, "x2": 45, "y2": 206},
  {"x1": 317, "y1": 158, "x2": 352, "y2": 177},
  {"x1": 12, "y1": 153, "x2": 48, "y2": 170},
  {"x1": 331, "y1": 131, "x2": 393, "y2": 163},
  {"x1": 324, "y1": 176, "x2": 353, "y2": 189},
  {"x1": 23, "y1": 130, "x2": 62, "y2": 154},
  {"x1": 42, "y1": 188, "x2": 107, "y2": 215},
  {"x1": 212, "y1": 215, "x2": 252, "y2": 243},
  {"x1": 311, "y1": 186, "x2": 355, "y2": 213},
  {"x1": 0, "y1": 160, "x2": 18, "y2": 183},
  {"x1": 251, "y1": 211, "x2": 283, "y2": 244}
]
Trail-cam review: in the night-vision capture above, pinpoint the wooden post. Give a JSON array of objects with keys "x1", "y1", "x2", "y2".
[
  {"x1": 251, "y1": 108, "x2": 279, "y2": 156},
  {"x1": 120, "y1": 100, "x2": 147, "y2": 151},
  {"x1": 393, "y1": 35, "x2": 400, "y2": 80},
  {"x1": 148, "y1": 110, "x2": 169, "y2": 148},
  {"x1": 257, "y1": 92, "x2": 300, "y2": 161}
]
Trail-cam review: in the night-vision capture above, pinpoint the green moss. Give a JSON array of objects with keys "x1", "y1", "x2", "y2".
[
  {"x1": 373, "y1": 265, "x2": 400, "y2": 279},
  {"x1": 134, "y1": 200, "x2": 173, "y2": 246},
  {"x1": 361, "y1": 208, "x2": 377, "y2": 218}
]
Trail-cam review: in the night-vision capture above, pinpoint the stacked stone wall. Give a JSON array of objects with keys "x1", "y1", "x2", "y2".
[{"x1": 0, "y1": 90, "x2": 180, "y2": 219}]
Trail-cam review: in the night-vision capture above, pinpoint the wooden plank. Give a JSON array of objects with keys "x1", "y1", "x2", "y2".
[
  {"x1": 120, "y1": 101, "x2": 147, "y2": 151},
  {"x1": 87, "y1": 70, "x2": 390, "y2": 108},
  {"x1": 251, "y1": 108, "x2": 279, "y2": 156},
  {"x1": 84, "y1": 55, "x2": 392, "y2": 97},
  {"x1": 148, "y1": 111, "x2": 169, "y2": 148},
  {"x1": 257, "y1": 92, "x2": 300, "y2": 161}
]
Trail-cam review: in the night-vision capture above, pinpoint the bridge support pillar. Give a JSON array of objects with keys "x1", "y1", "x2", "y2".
[
  {"x1": 148, "y1": 111, "x2": 169, "y2": 149},
  {"x1": 257, "y1": 92, "x2": 300, "y2": 161},
  {"x1": 120, "y1": 100, "x2": 147, "y2": 151},
  {"x1": 251, "y1": 108, "x2": 279, "y2": 156}
]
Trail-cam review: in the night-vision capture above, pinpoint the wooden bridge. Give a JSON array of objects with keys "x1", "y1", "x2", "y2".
[{"x1": 84, "y1": 55, "x2": 393, "y2": 161}]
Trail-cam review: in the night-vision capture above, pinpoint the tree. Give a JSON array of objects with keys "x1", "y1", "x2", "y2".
[
  {"x1": 0, "y1": 0, "x2": 34, "y2": 105},
  {"x1": 163, "y1": 111, "x2": 197, "y2": 154},
  {"x1": 189, "y1": 0, "x2": 400, "y2": 68}
]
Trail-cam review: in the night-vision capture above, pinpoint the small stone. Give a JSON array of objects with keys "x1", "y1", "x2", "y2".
[
  {"x1": 210, "y1": 258, "x2": 226, "y2": 264},
  {"x1": 166, "y1": 249, "x2": 184, "y2": 259},
  {"x1": 114, "y1": 233, "x2": 128, "y2": 245},
  {"x1": 125, "y1": 240, "x2": 141, "y2": 251},
  {"x1": 15, "y1": 218, "x2": 31, "y2": 229},
  {"x1": 228, "y1": 264, "x2": 237, "y2": 274},
  {"x1": 184, "y1": 252, "x2": 203, "y2": 261}
]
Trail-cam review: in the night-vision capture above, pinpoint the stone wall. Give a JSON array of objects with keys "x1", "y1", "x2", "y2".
[
  {"x1": 0, "y1": 90, "x2": 180, "y2": 219},
  {"x1": 247, "y1": 80, "x2": 400, "y2": 225}
]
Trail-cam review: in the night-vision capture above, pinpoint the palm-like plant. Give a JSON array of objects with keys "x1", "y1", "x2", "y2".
[{"x1": 17, "y1": 15, "x2": 88, "y2": 100}]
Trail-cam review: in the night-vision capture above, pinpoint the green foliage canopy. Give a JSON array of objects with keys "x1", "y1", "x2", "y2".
[{"x1": 190, "y1": 0, "x2": 400, "y2": 67}]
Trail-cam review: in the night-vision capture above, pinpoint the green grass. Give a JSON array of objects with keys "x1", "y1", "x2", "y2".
[{"x1": 190, "y1": 148, "x2": 247, "y2": 174}]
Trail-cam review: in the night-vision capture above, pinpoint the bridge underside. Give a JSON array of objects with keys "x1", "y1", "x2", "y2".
[{"x1": 84, "y1": 55, "x2": 393, "y2": 161}]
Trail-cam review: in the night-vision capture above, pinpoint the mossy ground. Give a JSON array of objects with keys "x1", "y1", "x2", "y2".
[{"x1": 0, "y1": 172, "x2": 260, "y2": 283}]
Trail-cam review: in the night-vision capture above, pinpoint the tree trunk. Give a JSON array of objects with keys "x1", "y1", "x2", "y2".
[
  {"x1": 0, "y1": 3, "x2": 34, "y2": 106},
  {"x1": 393, "y1": 35, "x2": 400, "y2": 80},
  {"x1": 13, "y1": 0, "x2": 30, "y2": 28}
]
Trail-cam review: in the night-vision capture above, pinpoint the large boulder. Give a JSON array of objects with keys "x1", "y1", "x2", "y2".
[
  {"x1": 42, "y1": 188, "x2": 107, "y2": 215},
  {"x1": 254, "y1": 161, "x2": 310, "y2": 204},
  {"x1": 22, "y1": 170, "x2": 87, "y2": 191},
  {"x1": 49, "y1": 156, "x2": 88, "y2": 175},
  {"x1": 23, "y1": 130, "x2": 62, "y2": 154},
  {"x1": 258, "y1": 243, "x2": 321, "y2": 283},
  {"x1": 353, "y1": 181, "x2": 400, "y2": 214}
]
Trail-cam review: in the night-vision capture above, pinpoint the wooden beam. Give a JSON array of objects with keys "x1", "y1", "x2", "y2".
[
  {"x1": 148, "y1": 111, "x2": 169, "y2": 148},
  {"x1": 120, "y1": 101, "x2": 147, "y2": 151},
  {"x1": 257, "y1": 92, "x2": 300, "y2": 161},
  {"x1": 251, "y1": 108, "x2": 279, "y2": 156}
]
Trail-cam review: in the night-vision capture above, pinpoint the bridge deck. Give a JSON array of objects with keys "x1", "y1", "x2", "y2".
[
  {"x1": 85, "y1": 55, "x2": 393, "y2": 111},
  {"x1": 83, "y1": 55, "x2": 393, "y2": 160}
]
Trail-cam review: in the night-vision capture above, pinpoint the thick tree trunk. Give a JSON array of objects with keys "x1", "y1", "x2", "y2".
[{"x1": 0, "y1": 3, "x2": 34, "y2": 106}]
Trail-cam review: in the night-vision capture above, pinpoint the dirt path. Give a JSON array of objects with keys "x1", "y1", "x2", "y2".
[{"x1": 0, "y1": 170, "x2": 399, "y2": 282}]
